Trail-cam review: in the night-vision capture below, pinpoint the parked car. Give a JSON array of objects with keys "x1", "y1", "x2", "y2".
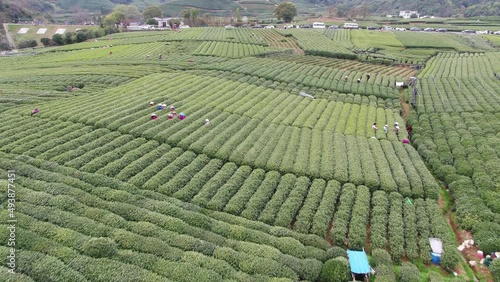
[
  {"x1": 423, "y1": 27, "x2": 434, "y2": 32},
  {"x1": 462, "y1": 29, "x2": 475, "y2": 33},
  {"x1": 328, "y1": 25, "x2": 339, "y2": 29},
  {"x1": 264, "y1": 25, "x2": 275, "y2": 29},
  {"x1": 410, "y1": 27, "x2": 421, "y2": 31},
  {"x1": 476, "y1": 30, "x2": 488, "y2": 34},
  {"x1": 299, "y1": 24, "x2": 312, "y2": 28},
  {"x1": 252, "y1": 25, "x2": 263, "y2": 29},
  {"x1": 240, "y1": 24, "x2": 249, "y2": 28},
  {"x1": 224, "y1": 25, "x2": 234, "y2": 29},
  {"x1": 437, "y1": 28, "x2": 447, "y2": 32},
  {"x1": 395, "y1": 27, "x2": 406, "y2": 31},
  {"x1": 367, "y1": 26, "x2": 378, "y2": 30},
  {"x1": 494, "y1": 31, "x2": 500, "y2": 35}
]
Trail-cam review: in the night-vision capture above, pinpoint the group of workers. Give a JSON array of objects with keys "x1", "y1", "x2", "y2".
[
  {"x1": 344, "y1": 73, "x2": 371, "y2": 83},
  {"x1": 148, "y1": 101, "x2": 210, "y2": 126},
  {"x1": 371, "y1": 121, "x2": 410, "y2": 143},
  {"x1": 149, "y1": 102, "x2": 184, "y2": 120},
  {"x1": 145, "y1": 54, "x2": 163, "y2": 60}
]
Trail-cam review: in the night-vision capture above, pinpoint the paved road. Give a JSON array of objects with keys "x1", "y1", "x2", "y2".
[{"x1": 2, "y1": 23, "x2": 15, "y2": 49}]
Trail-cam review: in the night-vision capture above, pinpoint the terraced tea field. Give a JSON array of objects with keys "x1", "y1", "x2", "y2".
[{"x1": 0, "y1": 27, "x2": 498, "y2": 282}]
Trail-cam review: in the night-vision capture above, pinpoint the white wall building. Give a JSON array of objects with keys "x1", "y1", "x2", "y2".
[
  {"x1": 154, "y1": 17, "x2": 180, "y2": 28},
  {"x1": 399, "y1": 10, "x2": 419, "y2": 19}
]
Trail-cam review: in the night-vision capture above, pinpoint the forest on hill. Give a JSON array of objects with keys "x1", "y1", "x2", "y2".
[{"x1": 1, "y1": 0, "x2": 499, "y2": 24}]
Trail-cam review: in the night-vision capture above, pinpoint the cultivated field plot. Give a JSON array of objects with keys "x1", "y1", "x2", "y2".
[
  {"x1": 277, "y1": 29, "x2": 357, "y2": 59},
  {"x1": 164, "y1": 27, "x2": 267, "y2": 45},
  {"x1": 408, "y1": 51, "x2": 500, "y2": 269},
  {"x1": 193, "y1": 41, "x2": 269, "y2": 58},
  {"x1": 322, "y1": 29, "x2": 354, "y2": 50},
  {"x1": 415, "y1": 53, "x2": 500, "y2": 113},
  {"x1": 1, "y1": 27, "x2": 494, "y2": 281},
  {"x1": 274, "y1": 55, "x2": 417, "y2": 78},
  {"x1": 251, "y1": 29, "x2": 302, "y2": 52},
  {"x1": 198, "y1": 57, "x2": 402, "y2": 99},
  {"x1": 395, "y1": 31, "x2": 478, "y2": 51},
  {"x1": 350, "y1": 30, "x2": 405, "y2": 51}
]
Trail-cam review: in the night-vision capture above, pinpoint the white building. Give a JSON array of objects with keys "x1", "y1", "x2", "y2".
[
  {"x1": 154, "y1": 17, "x2": 180, "y2": 28},
  {"x1": 399, "y1": 10, "x2": 419, "y2": 19}
]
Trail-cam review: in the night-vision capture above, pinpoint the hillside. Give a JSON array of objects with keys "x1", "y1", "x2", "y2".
[
  {"x1": 1, "y1": 27, "x2": 499, "y2": 281},
  {"x1": 1, "y1": 0, "x2": 499, "y2": 24}
]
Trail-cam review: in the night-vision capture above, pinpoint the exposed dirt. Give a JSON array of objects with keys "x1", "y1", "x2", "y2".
[
  {"x1": 326, "y1": 217, "x2": 334, "y2": 246},
  {"x1": 438, "y1": 194, "x2": 493, "y2": 281},
  {"x1": 400, "y1": 96, "x2": 410, "y2": 121}
]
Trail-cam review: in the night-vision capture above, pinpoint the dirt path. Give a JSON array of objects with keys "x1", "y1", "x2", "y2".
[
  {"x1": 2, "y1": 23, "x2": 15, "y2": 49},
  {"x1": 400, "y1": 96, "x2": 410, "y2": 121},
  {"x1": 438, "y1": 194, "x2": 493, "y2": 282},
  {"x1": 326, "y1": 217, "x2": 334, "y2": 246}
]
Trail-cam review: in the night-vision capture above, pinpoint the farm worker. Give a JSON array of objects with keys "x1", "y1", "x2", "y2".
[
  {"x1": 366, "y1": 73, "x2": 371, "y2": 80},
  {"x1": 188, "y1": 59, "x2": 193, "y2": 62},
  {"x1": 357, "y1": 78, "x2": 361, "y2": 83},
  {"x1": 159, "y1": 54, "x2": 163, "y2": 60},
  {"x1": 394, "y1": 122, "x2": 400, "y2": 136},
  {"x1": 170, "y1": 105, "x2": 175, "y2": 112},
  {"x1": 406, "y1": 124, "x2": 413, "y2": 136},
  {"x1": 31, "y1": 108, "x2": 39, "y2": 116},
  {"x1": 383, "y1": 124, "x2": 388, "y2": 135},
  {"x1": 172, "y1": 111, "x2": 177, "y2": 116},
  {"x1": 402, "y1": 138, "x2": 410, "y2": 144},
  {"x1": 147, "y1": 54, "x2": 150, "y2": 59},
  {"x1": 204, "y1": 119, "x2": 211, "y2": 126},
  {"x1": 344, "y1": 76, "x2": 348, "y2": 82},
  {"x1": 149, "y1": 101, "x2": 155, "y2": 107},
  {"x1": 168, "y1": 113, "x2": 174, "y2": 120},
  {"x1": 484, "y1": 255, "x2": 492, "y2": 267},
  {"x1": 179, "y1": 112, "x2": 185, "y2": 120},
  {"x1": 371, "y1": 123, "x2": 378, "y2": 134},
  {"x1": 157, "y1": 103, "x2": 166, "y2": 110},
  {"x1": 151, "y1": 113, "x2": 158, "y2": 120}
]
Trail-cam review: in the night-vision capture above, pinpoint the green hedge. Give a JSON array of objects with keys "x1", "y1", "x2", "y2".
[{"x1": 319, "y1": 257, "x2": 351, "y2": 282}]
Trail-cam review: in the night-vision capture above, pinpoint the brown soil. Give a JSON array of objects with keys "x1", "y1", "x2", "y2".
[
  {"x1": 400, "y1": 96, "x2": 410, "y2": 121},
  {"x1": 326, "y1": 217, "x2": 334, "y2": 246}
]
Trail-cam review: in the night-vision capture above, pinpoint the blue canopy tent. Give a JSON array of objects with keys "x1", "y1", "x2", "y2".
[{"x1": 347, "y1": 250, "x2": 371, "y2": 281}]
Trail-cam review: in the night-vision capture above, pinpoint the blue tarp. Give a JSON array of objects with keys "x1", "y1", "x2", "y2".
[{"x1": 347, "y1": 250, "x2": 371, "y2": 274}]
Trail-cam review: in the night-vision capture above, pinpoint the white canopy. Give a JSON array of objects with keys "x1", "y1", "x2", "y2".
[{"x1": 429, "y1": 238, "x2": 443, "y2": 254}]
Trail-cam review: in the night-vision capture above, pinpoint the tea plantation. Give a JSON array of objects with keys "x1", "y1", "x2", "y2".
[{"x1": 0, "y1": 28, "x2": 498, "y2": 281}]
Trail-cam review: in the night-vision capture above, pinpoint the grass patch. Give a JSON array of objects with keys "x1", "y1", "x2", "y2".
[{"x1": 351, "y1": 29, "x2": 405, "y2": 51}]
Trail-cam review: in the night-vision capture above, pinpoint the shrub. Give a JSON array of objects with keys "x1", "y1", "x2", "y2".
[
  {"x1": 40, "y1": 37, "x2": 52, "y2": 46},
  {"x1": 18, "y1": 39, "x2": 37, "y2": 49},
  {"x1": 376, "y1": 264, "x2": 396, "y2": 282},
  {"x1": 427, "y1": 271, "x2": 444, "y2": 282},
  {"x1": 326, "y1": 246, "x2": 347, "y2": 260},
  {"x1": 0, "y1": 37, "x2": 11, "y2": 50},
  {"x1": 319, "y1": 258, "x2": 351, "y2": 282},
  {"x1": 398, "y1": 262, "x2": 420, "y2": 282},
  {"x1": 372, "y1": 249, "x2": 392, "y2": 267},
  {"x1": 490, "y1": 259, "x2": 500, "y2": 282},
  {"x1": 472, "y1": 222, "x2": 500, "y2": 254},
  {"x1": 52, "y1": 33, "x2": 64, "y2": 45},
  {"x1": 82, "y1": 237, "x2": 117, "y2": 258}
]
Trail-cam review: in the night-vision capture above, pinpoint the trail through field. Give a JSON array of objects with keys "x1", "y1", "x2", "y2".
[
  {"x1": 2, "y1": 23, "x2": 15, "y2": 49},
  {"x1": 400, "y1": 96, "x2": 410, "y2": 121},
  {"x1": 326, "y1": 217, "x2": 334, "y2": 246},
  {"x1": 438, "y1": 194, "x2": 493, "y2": 282}
]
